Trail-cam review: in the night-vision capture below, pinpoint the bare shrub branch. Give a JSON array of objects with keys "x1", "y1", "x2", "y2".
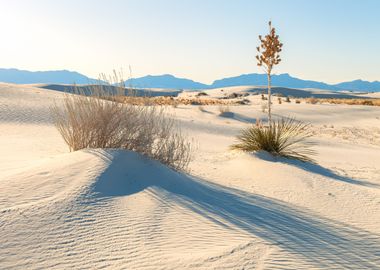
[{"x1": 51, "y1": 76, "x2": 193, "y2": 171}]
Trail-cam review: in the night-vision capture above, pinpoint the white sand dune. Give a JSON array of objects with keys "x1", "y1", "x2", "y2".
[
  {"x1": 1, "y1": 83, "x2": 380, "y2": 269},
  {"x1": 26, "y1": 83, "x2": 181, "y2": 97},
  {"x1": 363, "y1": 92, "x2": 380, "y2": 99},
  {"x1": 180, "y1": 85, "x2": 373, "y2": 99}
]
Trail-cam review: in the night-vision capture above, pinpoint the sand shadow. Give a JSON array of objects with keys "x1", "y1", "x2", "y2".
[
  {"x1": 252, "y1": 87, "x2": 367, "y2": 99},
  {"x1": 40, "y1": 84, "x2": 181, "y2": 97},
  {"x1": 283, "y1": 158, "x2": 380, "y2": 188},
  {"x1": 219, "y1": 112, "x2": 260, "y2": 124},
  {"x1": 254, "y1": 152, "x2": 379, "y2": 189},
  {"x1": 90, "y1": 149, "x2": 380, "y2": 269},
  {"x1": 198, "y1": 108, "x2": 214, "y2": 114}
]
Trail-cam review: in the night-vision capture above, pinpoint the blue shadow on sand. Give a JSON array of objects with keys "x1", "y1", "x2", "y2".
[
  {"x1": 89, "y1": 149, "x2": 380, "y2": 269},
  {"x1": 254, "y1": 151, "x2": 380, "y2": 189}
]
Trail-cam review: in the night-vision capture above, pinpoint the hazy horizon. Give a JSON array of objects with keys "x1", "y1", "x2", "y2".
[
  {"x1": 1, "y1": 0, "x2": 379, "y2": 84},
  {"x1": 2, "y1": 67, "x2": 380, "y2": 85}
]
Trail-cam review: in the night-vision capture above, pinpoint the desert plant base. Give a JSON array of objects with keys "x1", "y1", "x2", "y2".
[{"x1": 231, "y1": 118, "x2": 315, "y2": 163}]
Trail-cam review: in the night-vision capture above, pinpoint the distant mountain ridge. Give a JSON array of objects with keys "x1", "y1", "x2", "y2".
[
  {"x1": 125, "y1": 74, "x2": 207, "y2": 89},
  {"x1": 123, "y1": 73, "x2": 379, "y2": 92},
  {"x1": 0, "y1": 68, "x2": 96, "y2": 84},
  {"x1": 211, "y1": 73, "x2": 340, "y2": 90},
  {"x1": 0, "y1": 68, "x2": 379, "y2": 92},
  {"x1": 334, "y1": 80, "x2": 380, "y2": 92}
]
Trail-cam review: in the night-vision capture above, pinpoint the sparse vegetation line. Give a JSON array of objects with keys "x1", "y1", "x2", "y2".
[{"x1": 304, "y1": 98, "x2": 380, "y2": 106}]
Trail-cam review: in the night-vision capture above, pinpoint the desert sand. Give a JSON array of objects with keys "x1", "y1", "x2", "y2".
[{"x1": 1, "y1": 83, "x2": 380, "y2": 269}]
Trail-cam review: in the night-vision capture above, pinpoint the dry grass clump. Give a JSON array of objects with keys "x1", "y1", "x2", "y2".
[
  {"x1": 231, "y1": 118, "x2": 315, "y2": 162},
  {"x1": 51, "y1": 82, "x2": 193, "y2": 171},
  {"x1": 305, "y1": 98, "x2": 380, "y2": 106},
  {"x1": 307, "y1": 97, "x2": 318, "y2": 104},
  {"x1": 218, "y1": 105, "x2": 233, "y2": 117}
]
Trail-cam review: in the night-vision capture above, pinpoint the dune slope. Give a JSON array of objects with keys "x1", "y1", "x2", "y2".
[{"x1": 1, "y1": 83, "x2": 379, "y2": 269}]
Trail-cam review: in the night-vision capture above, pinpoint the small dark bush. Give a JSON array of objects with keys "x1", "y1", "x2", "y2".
[
  {"x1": 227, "y1": 92, "x2": 249, "y2": 99},
  {"x1": 362, "y1": 100, "x2": 374, "y2": 106},
  {"x1": 237, "y1": 98, "x2": 251, "y2": 105},
  {"x1": 190, "y1": 100, "x2": 202, "y2": 105},
  {"x1": 196, "y1": 92, "x2": 208, "y2": 97}
]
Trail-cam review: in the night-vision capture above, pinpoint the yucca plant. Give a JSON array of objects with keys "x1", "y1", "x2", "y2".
[
  {"x1": 256, "y1": 21, "x2": 283, "y2": 125},
  {"x1": 231, "y1": 118, "x2": 316, "y2": 162}
]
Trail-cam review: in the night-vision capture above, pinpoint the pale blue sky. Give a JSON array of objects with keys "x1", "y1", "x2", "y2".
[{"x1": 0, "y1": 0, "x2": 379, "y2": 83}]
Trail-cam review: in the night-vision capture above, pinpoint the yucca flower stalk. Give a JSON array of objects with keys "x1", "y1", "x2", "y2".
[{"x1": 256, "y1": 21, "x2": 283, "y2": 125}]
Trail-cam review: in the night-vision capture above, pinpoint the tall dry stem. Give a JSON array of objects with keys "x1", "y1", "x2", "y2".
[{"x1": 256, "y1": 21, "x2": 283, "y2": 125}]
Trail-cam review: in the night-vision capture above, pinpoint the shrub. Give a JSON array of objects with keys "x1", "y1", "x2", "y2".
[
  {"x1": 231, "y1": 117, "x2": 315, "y2": 162},
  {"x1": 196, "y1": 92, "x2": 208, "y2": 97},
  {"x1": 237, "y1": 98, "x2": 251, "y2": 105},
  {"x1": 51, "y1": 81, "x2": 193, "y2": 171},
  {"x1": 218, "y1": 105, "x2": 232, "y2": 116},
  {"x1": 227, "y1": 92, "x2": 248, "y2": 99},
  {"x1": 359, "y1": 100, "x2": 373, "y2": 106},
  {"x1": 190, "y1": 100, "x2": 202, "y2": 105},
  {"x1": 278, "y1": 97, "x2": 282, "y2": 104},
  {"x1": 285, "y1": 96, "x2": 291, "y2": 103},
  {"x1": 295, "y1": 100, "x2": 301, "y2": 104},
  {"x1": 307, "y1": 97, "x2": 318, "y2": 104}
]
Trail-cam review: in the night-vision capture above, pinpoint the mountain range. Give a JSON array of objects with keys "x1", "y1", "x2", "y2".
[
  {"x1": 125, "y1": 74, "x2": 206, "y2": 89},
  {"x1": 0, "y1": 68, "x2": 379, "y2": 92},
  {"x1": 0, "y1": 68, "x2": 95, "y2": 84}
]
